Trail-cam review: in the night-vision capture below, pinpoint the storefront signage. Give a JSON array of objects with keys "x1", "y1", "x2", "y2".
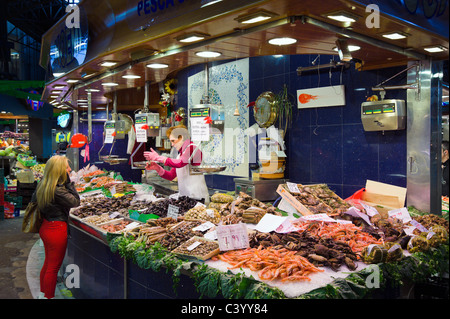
[
  {"x1": 127, "y1": 0, "x2": 202, "y2": 31},
  {"x1": 49, "y1": 6, "x2": 89, "y2": 75},
  {"x1": 57, "y1": 112, "x2": 72, "y2": 128}
]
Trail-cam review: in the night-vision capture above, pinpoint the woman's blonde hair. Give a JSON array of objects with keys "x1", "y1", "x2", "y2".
[{"x1": 36, "y1": 155, "x2": 69, "y2": 210}]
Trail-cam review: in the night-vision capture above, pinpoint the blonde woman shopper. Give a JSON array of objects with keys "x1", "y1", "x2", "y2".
[{"x1": 31, "y1": 155, "x2": 80, "y2": 299}]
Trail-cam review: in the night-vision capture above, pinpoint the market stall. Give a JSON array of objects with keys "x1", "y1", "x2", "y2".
[
  {"x1": 61, "y1": 169, "x2": 449, "y2": 299},
  {"x1": 37, "y1": 0, "x2": 448, "y2": 300}
]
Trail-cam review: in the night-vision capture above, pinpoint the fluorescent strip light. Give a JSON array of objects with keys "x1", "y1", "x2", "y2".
[
  {"x1": 146, "y1": 63, "x2": 169, "y2": 69},
  {"x1": 53, "y1": 72, "x2": 65, "y2": 77},
  {"x1": 53, "y1": 85, "x2": 66, "y2": 89},
  {"x1": 200, "y1": 0, "x2": 222, "y2": 8},
  {"x1": 50, "y1": 95, "x2": 59, "y2": 98},
  {"x1": 51, "y1": 90, "x2": 63, "y2": 94},
  {"x1": 333, "y1": 45, "x2": 361, "y2": 52},
  {"x1": 268, "y1": 37, "x2": 297, "y2": 45},
  {"x1": 66, "y1": 79, "x2": 79, "y2": 83},
  {"x1": 85, "y1": 88, "x2": 100, "y2": 92},
  {"x1": 176, "y1": 32, "x2": 210, "y2": 43},
  {"x1": 100, "y1": 61, "x2": 118, "y2": 67},
  {"x1": 325, "y1": 11, "x2": 360, "y2": 23},
  {"x1": 122, "y1": 75, "x2": 141, "y2": 79},
  {"x1": 381, "y1": 32, "x2": 409, "y2": 40},
  {"x1": 179, "y1": 35, "x2": 204, "y2": 43},
  {"x1": 102, "y1": 82, "x2": 119, "y2": 86},
  {"x1": 424, "y1": 45, "x2": 446, "y2": 53},
  {"x1": 195, "y1": 51, "x2": 222, "y2": 58},
  {"x1": 235, "y1": 10, "x2": 278, "y2": 24}
]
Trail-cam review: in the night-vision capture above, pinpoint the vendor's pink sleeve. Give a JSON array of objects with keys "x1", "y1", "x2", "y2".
[
  {"x1": 159, "y1": 167, "x2": 177, "y2": 181},
  {"x1": 164, "y1": 144, "x2": 202, "y2": 168}
]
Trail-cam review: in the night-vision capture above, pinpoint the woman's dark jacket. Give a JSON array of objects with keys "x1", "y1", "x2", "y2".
[{"x1": 31, "y1": 180, "x2": 80, "y2": 222}]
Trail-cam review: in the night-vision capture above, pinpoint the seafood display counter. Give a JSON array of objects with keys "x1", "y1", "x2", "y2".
[{"x1": 62, "y1": 181, "x2": 449, "y2": 299}]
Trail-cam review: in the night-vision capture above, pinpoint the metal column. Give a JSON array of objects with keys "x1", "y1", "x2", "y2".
[{"x1": 406, "y1": 60, "x2": 443, "y2": 214}]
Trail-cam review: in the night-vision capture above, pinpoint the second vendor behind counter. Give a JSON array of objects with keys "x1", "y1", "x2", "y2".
[{"x1": 144, "y1": 125, "x2": 209, "y2": 203}]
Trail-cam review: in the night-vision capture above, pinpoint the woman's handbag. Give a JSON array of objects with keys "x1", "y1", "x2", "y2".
[{"x1": 22, "y1": 202, "x2": 42, "y2": 233}]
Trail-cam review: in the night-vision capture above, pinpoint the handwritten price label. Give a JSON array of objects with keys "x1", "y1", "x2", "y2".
[
  {"x1": 216, "y1": 223, "x2": 249, "y2": 251},
  {"x1": 167, "y1": 204, "x2": 180, "y2": 218}
]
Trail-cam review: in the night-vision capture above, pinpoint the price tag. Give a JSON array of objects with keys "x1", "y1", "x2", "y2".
[
  {"x1": 194, "y1": 202, "x2": 206, "y2": 208},
  {"x1": 109, "y1": 211, "x2": 120, "y2": 218},
  {"x1": 216, "y1": 223, "x2": 249, "y2": 251},
  {"x1": 299, "y1": 213, "x2": 339, "y2": 223},
  {"x1": 110, "y1": 186, "x2": 116, "y2": 195},
  {"x1": 125, "y1": 222, "x2": 140, "y2": 230},
  {"x1": 410, "y1": 219, "x2": 428, "y2": 232},
  {"x1": 104, "y1": 128, "x2": 115, "y2": 144},
  {"x1": 343, "y1": 207, "x2": 373, "y2": 226},
  {"x1": 187, "y1": 241, "x2": 202, "y2": 251},
  {"x1": 286, "y1": 182, "x2": 300, "y2": 194},
  {"x1": 169, "y1": 193, "x2": 180, "y2": 200},
  {"x1": 135, "y1": 123, "x2": 148, "y2": 143},
  {"x1": 167, "y1": 204, "x2": 179, "y2": 218},
  {"x1": 192, "y1": 221, "x2": 215, "y2": 232},
  {"x1": 388, "y1": 207, "x2": 411, "y2": 224}
]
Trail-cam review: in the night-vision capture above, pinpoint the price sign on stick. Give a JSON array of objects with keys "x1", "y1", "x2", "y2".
[
  {"x1": 167, "y1": 204, "x2": 180, "y2": 218},
  {"x1": 216, "y1": 224, "x2": 249, "y2": 251}
]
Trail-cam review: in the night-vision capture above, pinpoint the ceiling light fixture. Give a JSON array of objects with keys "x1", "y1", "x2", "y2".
[
  {"x1": 268, "y1": 37, "x2": 297, "y2": 46},
  {"x1": 66, "y1": 79, "x2": 79, "y2": 83},
  {"x1": 122, "y1": 74, "x2": 141, "y2": 79},
  {"x1": 332, "y1": 44, "x2": 361, "y2": 52},
  {"x1": 53, "y1": 72, "x2": 65, "y2": 77},
  {"x1": 100, "y1": 61, "x2": 118, "y2": 67},
  {"x1": 325, "y1": 11, "x2": 360, "y2": 23},
  {"x1": 235, "y1": 10, "x2": 278, "y2": 24},
  {"x1": 176, "y1": 32, "x2": 210, "y2": 43},
  {"x1": 381, "y1": 31, "x2": 409, "y2": 40},
  {"x1": 81, "y1": 72, "x2": 95, "y2": 78},
  {"x1": 53, "y1": 85, "x2": 66, "y2": 89},
  {"x1": 195, "y1": 51, "x2": 222, "y2": 58},
  {"x1": 423, "y1": 45, "x2": 447, "y2": 53},
  {"x1": 50, "y1": 95, "x2": 59, "y2": 98},
  {"x1": 146, "y1": 63, "x2": 169, "y2": 69},
  {"x1": 200, "y1": 0, "x2": 222, "y2": 8},
  {"x1": 85, "y1": 88, "x2": 100, "y2": 92},
  {"x1": 102, "y1": 82, "x2": 119, "y2": 86},
  {"x1": 51, "y1": 90, "x2": 63, "y2": 94}
]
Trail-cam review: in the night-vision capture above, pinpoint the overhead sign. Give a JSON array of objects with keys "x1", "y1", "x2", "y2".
[
  {"x1": 126, "y1": 0, "x2": 202, "y2": 31},
  {"x1": 57, "y1": 112, "x2": 72, "y2": 128},
  {"x1": 49, "y1": 5, "x2": 89, "y2": 75}
]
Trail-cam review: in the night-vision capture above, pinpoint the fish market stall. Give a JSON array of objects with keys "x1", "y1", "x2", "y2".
[{"x1": 63, "y1": 174, "x2": 449, "y2": 299}]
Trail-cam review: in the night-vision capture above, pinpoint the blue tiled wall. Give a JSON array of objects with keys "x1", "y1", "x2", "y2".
[{"x1": 178, "y1": 55, "x2": 407, "y2": 198}]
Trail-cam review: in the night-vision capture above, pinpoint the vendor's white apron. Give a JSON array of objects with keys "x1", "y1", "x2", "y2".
[{"x1": 175, "y1": 145, "x2": 209, "y2": 201}]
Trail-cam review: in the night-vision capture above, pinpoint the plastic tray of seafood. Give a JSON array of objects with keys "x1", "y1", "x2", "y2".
[{"x1": 171, "y1": 236, "x2": 220, "y2": 261}]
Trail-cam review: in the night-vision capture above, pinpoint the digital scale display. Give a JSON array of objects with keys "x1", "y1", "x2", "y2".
[{"x1": 362, "y1": 103, "x2": 396, "y2": 115}]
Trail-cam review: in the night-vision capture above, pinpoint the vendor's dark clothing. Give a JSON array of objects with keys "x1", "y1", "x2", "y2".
[{"x1": 443, "y1": 159, "x2": 449, "y2": 197}]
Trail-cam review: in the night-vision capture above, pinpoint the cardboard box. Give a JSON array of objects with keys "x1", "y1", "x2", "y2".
[{"x1": 350, "y1": 180, "x2": 407, "y2": 216}]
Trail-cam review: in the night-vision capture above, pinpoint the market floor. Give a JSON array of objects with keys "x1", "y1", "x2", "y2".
[{"x1": 0, "y1": 213, "x2": 73, "y2": 299}]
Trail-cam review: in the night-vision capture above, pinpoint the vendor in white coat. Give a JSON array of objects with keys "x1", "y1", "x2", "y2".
[{"x1": 144, "y1": 125, "x2": 209, "y2": 203}]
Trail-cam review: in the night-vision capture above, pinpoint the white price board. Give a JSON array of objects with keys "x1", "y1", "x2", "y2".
[
  {"x1": 190, "y1": 117, "x2": 209, "y2": 142},
  {"x1": 167, "y1": 204, "x2": 180, "y2": 218},
  {"x1": 216, "y1": 223, "x2": 249, "y2": 251},
  {"x1": 104, "y1": 128, "x2": 115, "y2": 144},
  {"x1": 135, "y1": 123, "x2": 148, "y2": 143}
]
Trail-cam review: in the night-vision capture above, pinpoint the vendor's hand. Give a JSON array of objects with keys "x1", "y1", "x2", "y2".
[
  {"x1": 145, "y1": 161, "x2": 164, "y2": 175},
  {"x1": 144, "y1": 148, "x2": 159, "y2": 161},
  {"x1": 144, "y1": 148, "x2": 167, "y2": 164}
]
